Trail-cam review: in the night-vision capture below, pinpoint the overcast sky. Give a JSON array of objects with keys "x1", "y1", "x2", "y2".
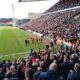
[{"x1": 0, "y1": 0, "x2": 59, "y2": 19}]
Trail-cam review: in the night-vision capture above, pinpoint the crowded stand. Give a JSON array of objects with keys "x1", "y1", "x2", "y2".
[
  {"x1": 45, "y1": 0, "x2": 80, "y2": 13},
  {"x1": 0, "y1": 0, "x2": 80, "y2": 80},
  {"x1": 0, "y1": 42, "x2": 80, "y2": 80},
  {"x1": 17, "y1": 19, "x2": 30, "y2": 27},
  {"x1": 21, "y1": 7, "x2": 80, "y2": 47}
]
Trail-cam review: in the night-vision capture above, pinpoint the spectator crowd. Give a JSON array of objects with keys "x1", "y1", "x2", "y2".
[
  {"x1": 45, "y1": 0, "x2": 80, "y2": 13},
  {"x1": 12, "y1": 0, "x2": 80, "y2": 80},
  {"x1": 20, "y1": 7, "x2": 80, "y2": 47},
  {"x1": 0, "y1": 42, "x2": 80, "y2": 80}
]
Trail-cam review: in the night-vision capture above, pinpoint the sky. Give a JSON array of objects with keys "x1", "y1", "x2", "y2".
[{"x1": 0, "y1": 0, "x2": 59, "y2": 19}]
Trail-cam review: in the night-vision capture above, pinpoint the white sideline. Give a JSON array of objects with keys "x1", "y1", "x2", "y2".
[
  {"x1": 26, "y1": 29, "x2": 43, "y2": 37},
  {"x1": 0, "y1": 27, "x2": 44, "y2": 59},
  {"x1": 0, "y1": 51, "x2": 28, "y2": 58}
]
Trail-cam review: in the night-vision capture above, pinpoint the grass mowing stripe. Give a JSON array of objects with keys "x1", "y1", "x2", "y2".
[
  {"x1": 0, "y1": 29, "x2": 16, "y2": 54},
  {"x1": 11, "y1": 28, "x2": 30, "y2": 52},
  {"x1": 0, "y1": 28, "x2": 24, "y2": 54},
  {"x1": 0, "y1": 29, "x2": 4, "y2": 54},
  {"x1": 11, "y1": 28, "x2": 25, "y2": 52},
  {"x1": 0, "y1": 27, "x2": 45, "y2": 60}
]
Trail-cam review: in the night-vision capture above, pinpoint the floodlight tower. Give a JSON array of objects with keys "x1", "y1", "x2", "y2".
[{"x1": 12, "y1": 3, "x2": 16, "y2": 26}]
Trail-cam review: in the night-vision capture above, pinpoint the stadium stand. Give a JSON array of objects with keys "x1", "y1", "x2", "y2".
[
  {"x1": 20, "y1": 7, "x2": 80, "y2": 44},
  {"x1": 0, "y1": 18, "x2": 13, "y2": 26},
  {"x1": 19, "y1": 1, "x2": 80, "y2": 45},
  {"x1": 17, "y1": 19, "x2": 30, "y2": 27},
  {"x1": 45, "y1": 0, "x2": 80, "y2": 13}
]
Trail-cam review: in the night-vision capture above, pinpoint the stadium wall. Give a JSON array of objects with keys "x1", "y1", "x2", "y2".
[{"x1": 28, "y1": 13, "x2": 42, "y2": 19}]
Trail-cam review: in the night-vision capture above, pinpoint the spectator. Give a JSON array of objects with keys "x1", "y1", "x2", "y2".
[
  {"x1": 38, "y1": 63, "x2": 60, "y2": 80},
  {"x1": 17, "y1": 63, "x2": 25, "y2": 80},
  {"x1": 25, "y1": 68, "x2": 34, "y2": 80},
  {"x1": 0, "y1": 67, "x2": 4, "y2": 80},
  {"x1": 67, "y1": 63, "x2": 80, "y2": 80},
  {"x1": 60, "y1": 55, "x2": 70, "y2": 80},
  {"x1": 4, "y1": 65, "x2": 18, "y2": 80}
]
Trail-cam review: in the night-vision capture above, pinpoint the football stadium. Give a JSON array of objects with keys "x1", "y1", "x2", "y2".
[{"x1": 0, "y1": 0, "x2": 80, "y2": 80}]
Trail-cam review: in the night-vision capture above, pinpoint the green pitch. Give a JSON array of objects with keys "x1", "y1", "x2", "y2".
[{"x1": 0, "y1": 27, "x2": 45, "y2": 60}]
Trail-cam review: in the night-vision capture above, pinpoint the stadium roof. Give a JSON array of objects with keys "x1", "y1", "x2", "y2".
[{"x1": 19, "y1": 0, "x2": 49, "y2": 2}]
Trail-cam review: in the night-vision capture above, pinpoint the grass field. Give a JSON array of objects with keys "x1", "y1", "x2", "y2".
[{"x1": 0, "y1": 26, "x2": 45, "y2": 61}]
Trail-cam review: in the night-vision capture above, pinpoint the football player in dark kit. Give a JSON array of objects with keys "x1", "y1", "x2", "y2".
[
  {"x1": 50, "y1": 41, "x2": 54, "y2": 48},
  {"x1": 25, "y1": 39, "x2": 29, "y2": 46}
]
